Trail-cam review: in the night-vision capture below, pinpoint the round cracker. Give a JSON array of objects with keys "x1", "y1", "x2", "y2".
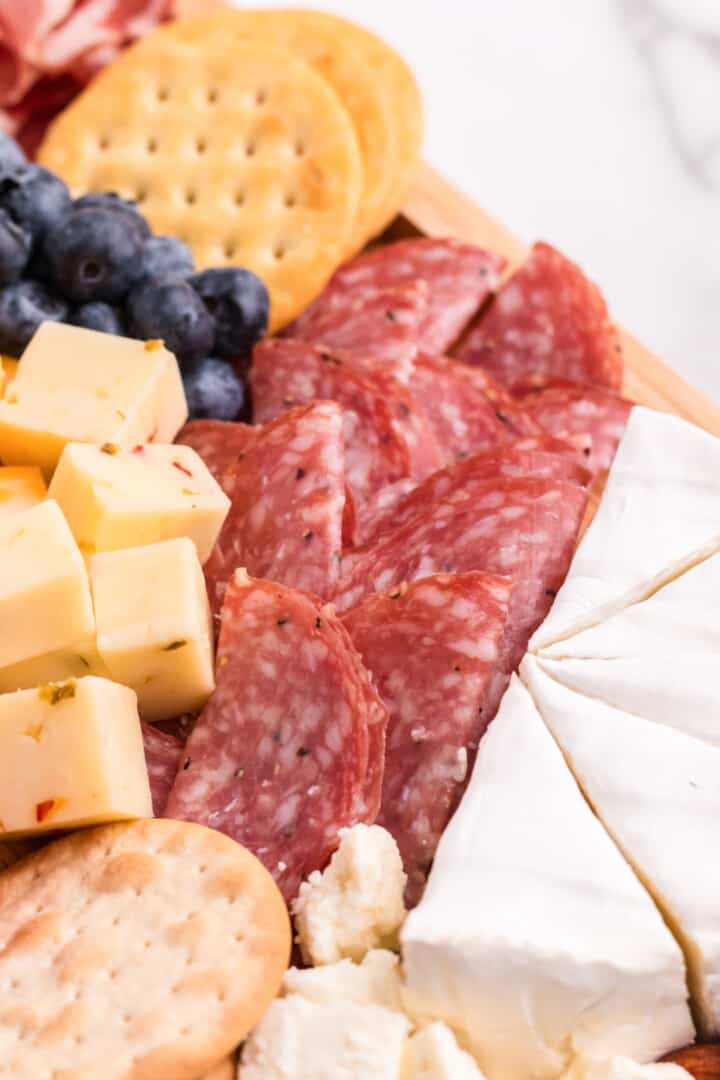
[
  {"x1": 168, "y1": 7, "x2": 398, "y2": 253},
  {"x1": 38, "y1": 31, "x2": 363, "y2": 332},
  {"x1": 0, "y1": 819, "x2": 290, "y2": 1080},
  {"x1": 281, "y1": 9, "x2": 424, "y2": 238}
]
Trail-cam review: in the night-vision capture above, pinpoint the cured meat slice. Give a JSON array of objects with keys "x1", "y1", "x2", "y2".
[
  {"x1": 204, "y1": 401, "x2": 345, "y2": 617},
  {"x1": 354, "y1": 477, "x2": 418, "y2": 546},
  {"x1": 141, "y1": 721, "x2": 183, "y2": 817},
  {"x1": 455, "y1": 242, "x2": 623, "y2": 391},
  {"x1": 342, "y1": 483, "x2": 357, "y2": 547},
  {"x1": 364, "y1": 442, "x2": 592, "y2": 544},
  {"x1": 514, "y1": 378, "x2": 633, "y2": 475},
  {"x1": 282, "y1": 280, "x2": 428, "y2": 383},
  {"x1": 409, "y1": 352, "x2": 540, "y2": 461},
  {"x1": 252, "y1": 338, "x2": 444, "y2": 482},
  {"x1": 336, "y1": 476, "x2": 589, "y2": 708},
  {"x1": 176, "y1": 418, "x2": 259, "y2": 495},
  {"x1": 164, "y1": 571, "x2": 388, "y2": 902},
  {"x1": 288, "y1": 237, "x2": 507, "y2": 355},
  {"x1": 343, "y1": 572, "x2": 511, "y2": 905}
]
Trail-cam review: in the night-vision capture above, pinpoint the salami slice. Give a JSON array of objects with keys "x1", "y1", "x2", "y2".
[
  {"x1": 176, "y1": 419, "x2": 259, "y2": 496},
  {"x1": 455, "y1": 242, "x2": 623, "y2": 391},
  {"x1": 141, "y1": 721, "x2": 184, "y2": 817},
  {"x1": 282, "y1": 280, "x2": 428, "y2": 383},
  {"x1": 343, "y1": 572, "x2": 511, "y2": 905},
  {"x1": 409, "y1": 352, "x2": 540, "y2": 461},
  {"x1": 514, "y1": 377, "x2": 633, "y2": 475},
  {"x1": 289, "y1": 237, "x2": 507, "y2": 355},
  {"x1": 363, "y1": 442, "x2": 592, "y2": 543},
  {"x1": 164, "y1": 571, "x2": 389, "y2": 903},
  {"x1": 354, "y1": 477, "x2": 419, "y2": 546},
  {"x1": 336, "y1": 476, "x2": 589, "y2": 707},
  {"x1": 204, "y1": 401, "x2": 345, "y2": 618}
]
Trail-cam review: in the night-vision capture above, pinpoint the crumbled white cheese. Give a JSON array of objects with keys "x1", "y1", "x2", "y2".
[
  {"x1": 402, "y1": 1022, "x2": 486, "y2": 1078},
  {"x1": 283, "y1": 949, "x2": 404, "y2": 1012},
  {"x1": 237, "y1": 996, "x2": 409, "y2": 1079},
  {"x1": 560, "y1": 1057, "x2": 693, "y2": 1080},
  {"x1": 292, "y1": 824, "x2": 407, "y2": 965}
]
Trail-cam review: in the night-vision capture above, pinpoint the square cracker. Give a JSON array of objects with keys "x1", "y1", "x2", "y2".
[
  {"x1": 0, "y1": 819, "x2": 290, "y2": 1079},
  {"x1": 38, "y1": 30, "x2": 363, "y2": 333}
]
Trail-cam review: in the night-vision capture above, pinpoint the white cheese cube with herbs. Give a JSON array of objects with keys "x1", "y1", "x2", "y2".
[
  {"x1": 0, "y1": 466, "x2": 46, "y2": 516},
  {"x1": 0, "y1": 635, "x2": 107, "y2": 695},
  {"x1": 49, "y1": 442, "x2": 229, "y2": 562},
  {"x1": 0, "y1": 323, "x2": 187, "y2": 477},
  {"x1": 0, "y1": 676, "x2": 152, "y2": 838},
  {"x1": 0, "y1": 500, "x2": 95, "y2": 669},
  {"x1": 91, "y1": 538, "x2": 215, "y2": 721}
]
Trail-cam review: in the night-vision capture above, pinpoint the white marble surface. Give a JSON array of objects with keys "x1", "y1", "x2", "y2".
[{"x1": 247, "y1": 0, "x2": 720, "y2": 401}]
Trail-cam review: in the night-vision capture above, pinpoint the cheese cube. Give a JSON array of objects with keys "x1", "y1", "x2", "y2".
[
  {"x1": 0, "y1": 356, "x2": 18, "y2": 399},
  {"x1": 49, "y1": 442, "x2": 229, "y2": 562},
  {"x1": 0, "y1": 323, "x2": 187, "y2": 476},
  {"x1": 91, "y1": 538, "x2": 215, "y2": 721},
  {"x1": 0, "y1": 637, "x2": 107, "y2": 695},
  {"x1": 0, "y1": 500, "x2": 95, "y2": 669},
  {"x1": 0, "y1": 466, "x2": 46, "y2": 516},
  {"x1": 0, "y1": 676, "x2": 152, "y2": 837}
]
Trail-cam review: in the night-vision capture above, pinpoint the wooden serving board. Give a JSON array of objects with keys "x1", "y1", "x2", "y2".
[{"x1": 397, "y1": 162, "x2": 720, "y2": 437}]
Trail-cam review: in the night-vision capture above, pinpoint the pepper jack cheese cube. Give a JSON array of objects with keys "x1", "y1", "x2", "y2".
[
  {"x1": 0, "y1": 676, "x2": 152, "y2": 838},
  {"x1": 0, "y1": 466, "x2": 46, "y2": 516},
  {"x1": 49, "y1": 442, "x2": 230, "y2": 562},
  {"x1": 0, "y1": 636, "x2": 108, "y2": 695},
  {"x1": 0, "y1": 323, "x2": 187, "y2": 477},
  {"x1": 0, "y1": 500, "x2": 95, "y2": 669},
  {"x1": 91, "y1": 538, "x2": 215, "y2": 721}
]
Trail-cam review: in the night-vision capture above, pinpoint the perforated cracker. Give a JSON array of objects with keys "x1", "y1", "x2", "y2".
[
  {"x1": 168, "y1": 8, "x2": 398, "y2": 253},
  {"x1": 0, "y1": 819, "x2": 290, "y2": 1080},
  {"x1": 38, "y1": 30, "x2": 363, "y2": 332}
]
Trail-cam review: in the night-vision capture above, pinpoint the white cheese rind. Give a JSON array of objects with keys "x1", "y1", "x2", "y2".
[
  {"x1": 238, "y1": 996, "x2": 409, "y2": 1080},
  {"x1": 401, "y1": 675, "x2": 693, "y2": 1080},
  {"x1": 522, "y1": 656, "x2": 720, "y2": 1039},
  {"x1": 560, "y1": 1057, "x2": 692, "y2": 1080},
  {"x1": 0, "y1": 675, "x2": 152, "y2": 836},
  {"x1": 531, "y1": 408, "x2": 720, "y2": 652},
  {"x1": 0, "y1": 500, "x2": 95, "y2": 669},
  {"x1": 292, "y1": 824, "x2": 407, "y2": 965},
  {"x1": 91, "y1": 538, "x2": 215, "y2": 721},
  {"x1": 402, "y1": 1022, "x2": 486, "y2": 1079}
]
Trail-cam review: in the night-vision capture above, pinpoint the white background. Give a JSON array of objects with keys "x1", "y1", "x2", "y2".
[{"x1": 247, "y1": 0, "x2": 720, "y2": 401}]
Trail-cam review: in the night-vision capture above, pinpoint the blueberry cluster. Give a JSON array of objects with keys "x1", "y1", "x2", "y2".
[{"x1": 0, "y1": 133, "x2": 270, "y2": 420}]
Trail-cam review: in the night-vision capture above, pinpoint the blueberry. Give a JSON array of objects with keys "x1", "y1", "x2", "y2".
[
  {"x1": 0, "y1": 279, "x2": 68, "y2": 356},
  {"x1": 0, "y1": 165, "x2": 71, "y2": 244},
  {"x1": 126, "y1": 278, "x2": 214, "y2": 363},
  {"x1": 190, "y1": 267, "x2": 269, "y2": 357},
  {"x1": 70, "y1": 301, "x2": 126, "y2": 336},
  {"x1": 140, "y1": 236, "x2": 194, "y2": 282},
  {"x1": 43, "y1": 205, "x2": 146, "y2": 302},
  {"x1": 0, "y1": 134, "x2": 26, "y2": 176},
  {"x1": 0, "y1": 209, "x2": 31, "y2": 285},
  {"x1": 182, "y1": 356, "x2": 246, "y2": 420},
  {"x1": 73, "y1": 192, "x2": 150, "y2": 238}
]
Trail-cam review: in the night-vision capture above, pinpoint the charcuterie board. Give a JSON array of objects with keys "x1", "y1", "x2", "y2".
[{"x1": 397, "y1": 162, "x2": 720, "y2": 436}]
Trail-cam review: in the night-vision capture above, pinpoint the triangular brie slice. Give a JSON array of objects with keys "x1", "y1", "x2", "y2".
[
  {"x1": 523, "y1": 656, "x2": 720, "y2": 1038},
  {"x1": 531, "y1": 408, "x2": 720, "y2": 652},
  {"x1": 401, "y1": 676, "x2": 693, "y2": 1080}
]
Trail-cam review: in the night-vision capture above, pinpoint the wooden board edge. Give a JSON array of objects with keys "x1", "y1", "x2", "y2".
[{"x1": 401, "y1": 162, "x2": 720, "y2": 437}]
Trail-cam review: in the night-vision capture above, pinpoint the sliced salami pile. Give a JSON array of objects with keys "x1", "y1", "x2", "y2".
[
  {"x1": 343, "y1": 572, "x2": 511, "y2": 905},
  {"x1": 164, "y1": 571, "x2": 388, "y2": 902},
  {"x1": 168, "y1": 234, "x2": 625, "y2": 904},
  {"x1": 141, "y1": 721, "x2": 184, "y2": 817}
]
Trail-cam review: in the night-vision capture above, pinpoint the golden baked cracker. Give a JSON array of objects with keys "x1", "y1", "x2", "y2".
[
  {"x1": 200, "y1": 1055, "x2": 235, "y2": 1080},
  {"x1": 279, "y1": 9, "x2": 424, "y2": 238},
  {"x1": 0, "y1": 819, "x2": 290, "y2": 1080},
  {"x1": 38, "y1": 32, "x2": 363, "y2": 332},
  {"x1": 168, "y1": 7, "x2": 398, "y2": 252}
]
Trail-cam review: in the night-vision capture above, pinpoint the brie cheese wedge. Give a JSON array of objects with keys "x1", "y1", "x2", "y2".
[
  {"x1": 401, "y1": 676, "x2": 693, "y2": 1080},
  {"x1": 523, "y1": 657, "x2": 720, "y2": 1038},
  {"x1": 531, "y1": 408, "x2": 720, "y2": 652}
]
